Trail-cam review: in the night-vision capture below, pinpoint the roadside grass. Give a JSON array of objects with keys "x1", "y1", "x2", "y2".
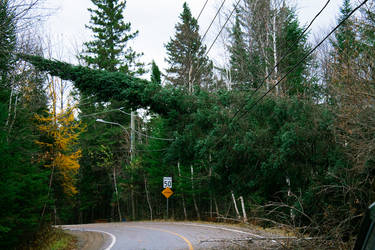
[{"x1": 20, "y1": 226, "x2": 77, "y2": 250}]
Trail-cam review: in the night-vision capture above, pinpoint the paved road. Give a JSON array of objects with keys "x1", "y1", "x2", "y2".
[{"x1": 62, "y1": 221, "x2": 286, "y2": 250}]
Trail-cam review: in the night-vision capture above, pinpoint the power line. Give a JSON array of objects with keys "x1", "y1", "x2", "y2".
[
  {"x1": 133, "y1": 129, "x2": 174, "y2": 141},
  {"x1": 162, "y1": 0, "x2": 212, "y2": 85},
  {"x1": 241, "y1": 0, "x2": 331, "y2": 94},
  {"x1": 201, "y1": 0, "x2": 227, "y2": 42},
  {"x1": 231, "y1": 0, "x2": 332, "y2": 121},
  {"x1": 192, "y1": 0, "x2": 242, "y2": 80},
  {"x1": 204, "y1": 0, "x2": 241, "y2": 58},
  {"x1": 234, "y1": 0, "x2": 368, "y2": 122},
  {"x1": 97, "y1": 118, "x2": 174, "y2": 141},
  {"x1": 197, "y1": 0, "x2": 210, "y2": 21}
]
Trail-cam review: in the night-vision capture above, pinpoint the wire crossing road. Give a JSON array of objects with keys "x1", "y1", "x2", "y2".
[{"x1": 62, "y1": 221, "x2": 284, "y2": 249}]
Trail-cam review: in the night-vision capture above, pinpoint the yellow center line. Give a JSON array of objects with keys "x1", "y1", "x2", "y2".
[{"x1": 127, "y1": 225, "x2": 194, "y2": 250}]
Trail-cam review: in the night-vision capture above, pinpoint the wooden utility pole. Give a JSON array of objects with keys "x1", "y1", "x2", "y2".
[{"x1": 130, "y1": 111, "x2": 136, "y2": 221}]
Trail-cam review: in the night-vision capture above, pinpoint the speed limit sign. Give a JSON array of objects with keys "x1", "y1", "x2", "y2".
[{"x1": 163, "y1": 177, "x2": 172, "y2": 188}]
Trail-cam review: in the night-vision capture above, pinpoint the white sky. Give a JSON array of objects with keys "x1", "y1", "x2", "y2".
[{"x1": 42, "y1": 0, "x2": 345, "y2": 74}]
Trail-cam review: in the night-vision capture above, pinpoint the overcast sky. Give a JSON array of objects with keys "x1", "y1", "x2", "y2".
[{"x1": 42, "y1": 0, "x2": 344, "y2": 73}]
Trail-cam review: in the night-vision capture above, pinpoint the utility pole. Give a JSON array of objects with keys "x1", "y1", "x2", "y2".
[
  {"x1": 130, "y1": 111, "x2": 135, "y2": 161},
  {"x1": 130, "y1": 110, "x2": 135, "y2": 220}
]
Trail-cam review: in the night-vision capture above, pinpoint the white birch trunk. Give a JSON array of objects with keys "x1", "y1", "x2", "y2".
[
  {"x1": 239, "y1": 196, "x2": 248, "y2": 223},
  {"x1": 231, "y1": 190, "x2": 241, "y2": 220},
  {"x1": 272, "y1": 5, "x2": 279, "y2": 96}
]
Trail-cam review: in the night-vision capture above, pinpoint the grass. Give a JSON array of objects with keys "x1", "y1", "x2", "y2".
[{"x1": 20, "y1": 226, "x2": 77, "y2": 250}]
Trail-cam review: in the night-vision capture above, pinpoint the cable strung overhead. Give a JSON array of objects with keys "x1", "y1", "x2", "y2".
[{"x1": 232, "y1": 0, "x2": 368, "y2": 123}]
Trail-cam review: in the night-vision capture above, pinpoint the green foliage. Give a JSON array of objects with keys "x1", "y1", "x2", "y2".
[
  {"x1": 0, "y1": 85, "x2": 49, "y2": 248},
  {"x1": 277, "y1": 7, "x2": 312, "y2": 96},
  {"x1": 0, "y1": 0, "x2": 16, "y2": 85},
  {"x1": 80, "y1": 0, "x2": 144, "y2": 74},
  {"x1": 228, "y1": 11, "x2": 252, "y2": 89},
  {"x1": 151, "y1": 60, "x2": 161, "y2": 84},
  {"x1": 165, "y1": 2, "x2": 213, "y2": 92},
  {"x1": 18, "y1": 53, "x2": 191, "y2": 117}
]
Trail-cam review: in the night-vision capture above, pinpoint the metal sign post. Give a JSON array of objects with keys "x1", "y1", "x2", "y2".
[{"x1": 162, "y1": 177, "x2": 173, "y2": 219}]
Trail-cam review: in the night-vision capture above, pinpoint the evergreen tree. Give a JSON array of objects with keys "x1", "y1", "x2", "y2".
[
  {"x1": 165, "y1": 2, "x2": 213, "y2": 93},
  {"x1": 228, "y1": 11, "x2": 252, "y2": 89},
  {"x1": 333, "y1": 0, "x2": 357, "y2": 62},
  {"x1": 77, "y1": 0, "x2": 145, "y2": 222},
  {"x1": 328, "y1": 0, "x2": 359, "y2": 98},
  {"x1": 80, "y1": 0, "x2": 144, "y2": 74},
  {"x1": 151, "y1": 60, "x2": 161, "y2": 84},
  {"x1": 0, "y1": 2, "x2": 50, "y2": 247},
  {"x1": 277, "y1": 7, "x2": 312, "y2": 96},
  {"x1": 0, "y1": 0, "x2": 16, "y2": 86}
]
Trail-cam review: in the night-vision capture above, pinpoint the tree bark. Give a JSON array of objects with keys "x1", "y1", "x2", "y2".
[
  {"x1": 239, "y1": 196, "x2": 248, "y2": 223},
  {"x1": 231, "y1": 190, "x2": 241, "y2": 220},
  {"x1": 113, "y1": 167, "x2": 122, "y2": 222},
  {"x1": 144, "y1": 173, "x2": 153, "y2": 220},
  {"x1": 191, "y1": 165, "x2": 200, "y2": 220},
  {"x1": 177, "y1": 162, "x2": 187, "y2": 220}
]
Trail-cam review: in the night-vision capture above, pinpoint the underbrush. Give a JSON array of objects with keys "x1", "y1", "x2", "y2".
[{"x1": 19, "y1": 226, "x2": 76, "y2": 250}]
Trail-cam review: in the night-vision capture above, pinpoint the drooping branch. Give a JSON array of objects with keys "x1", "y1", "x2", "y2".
[{"x1": 18, "y1": 54, "x2": 193, "y2": 117}]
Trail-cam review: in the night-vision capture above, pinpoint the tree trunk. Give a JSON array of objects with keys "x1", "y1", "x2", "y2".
[
  {"x1": 144, "y1": 173, "x2": 153, "y2": 220},
  {"x1": 239, "y1": 196, "x2": 248, "y2": 223},
  {"x1": 231, "y1": 190, "x2": 241, "y2": 220},
  {"x1": 113, "y1": 167, "x2": 122, "y2": 221},
  {"x1": 191, "y1": 165, "x2": 200, "y2": 220},
  {"x1": 272, "y1": 3, "x2": 279, "y2": 95},
  {"x1": 178, "y1": 162, "x2": 188, "y2": 220}
]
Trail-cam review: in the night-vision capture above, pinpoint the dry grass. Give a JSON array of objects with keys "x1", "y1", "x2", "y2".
[{"x1": 19, "y1": 227, "x2": 77, "y2": 250}]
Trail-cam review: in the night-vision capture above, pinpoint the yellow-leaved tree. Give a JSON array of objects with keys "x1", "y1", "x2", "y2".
[{"x1": 35, "y1": 76, "x2": 84, "y2": 201}]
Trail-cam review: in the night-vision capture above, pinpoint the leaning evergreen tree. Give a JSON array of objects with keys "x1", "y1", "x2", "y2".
[{"x1": 165, "y1": 2, "x2": 213, "y2": 93}]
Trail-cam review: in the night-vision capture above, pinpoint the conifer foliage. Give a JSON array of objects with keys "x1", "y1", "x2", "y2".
[
  {"x1": 165, "y1": 2, "x2": 213, "y2": 93},
  {"x1": 80, "y1": 0, "x2": 143, "y2": 74}
]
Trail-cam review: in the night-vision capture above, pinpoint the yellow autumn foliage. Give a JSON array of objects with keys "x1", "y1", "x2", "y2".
[{"x1": 35, "y1": 77, "x2": 85, "y2": 196}]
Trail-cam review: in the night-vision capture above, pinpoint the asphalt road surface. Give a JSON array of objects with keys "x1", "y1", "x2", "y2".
[{"x1": 62, "y1": 221, "x2": 290, "y2": 250}]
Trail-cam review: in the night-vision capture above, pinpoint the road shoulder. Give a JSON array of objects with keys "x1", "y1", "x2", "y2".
[{"x1": 66, "y1": 230, "x2": 110, "y2": 250}]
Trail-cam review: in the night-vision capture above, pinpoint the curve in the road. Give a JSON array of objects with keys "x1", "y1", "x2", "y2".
[
  {"x1": 127, "y1": 225, "x2": 193, "y2": 250},
  {"x1": 85, "y1": 229, "x2": 117, "y2": 250}
]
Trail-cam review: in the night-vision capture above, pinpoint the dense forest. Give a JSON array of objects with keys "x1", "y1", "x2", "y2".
[{"x1": 1, "y1": 0, "x2": 375, "y2": 248}]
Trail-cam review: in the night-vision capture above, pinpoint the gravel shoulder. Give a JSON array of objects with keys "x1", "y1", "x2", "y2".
[{"x1": 66, "y1": 230, "x2": 110, "y2": 250}]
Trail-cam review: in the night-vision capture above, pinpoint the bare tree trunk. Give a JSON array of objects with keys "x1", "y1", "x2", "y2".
[
  {"x1": 272, "y1": 3, "x2": 279, "y2": 95},
  {"x1": 214, "y1": 196, "x2": 219, "y2": 217},
  {"x1": 41, "y1": 164, "x2": 55, "y2": 220},
  {"x1": 8, "y1": 95, "x2": 18, "y2": 136},
  {"x1": 5, "y1": 87, "x2": 13, "y2": 128},
  {"x1": 144, "y1": 173, "x2": 153, "y2": 220},
  {"x1": 177, "y1": 162, "x2": 187, "y2": 220},
  {"x1": 191, "y1": 165, "x2": 200, "y2": 220},
  {"x1": 231, "y1": 190, "x2": 241, "y2": 220},
  {"x1": 113, "y1": 167, "x2": 122, "y2": 222},
  {"x1": 239, "y1": 196, "x2": 248, "y2": 223},
  {"x1": 209, "y1": 164, "x2": 213, "y2": 218}
]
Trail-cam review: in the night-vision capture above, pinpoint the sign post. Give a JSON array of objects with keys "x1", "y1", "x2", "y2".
[{"x1": 162, "y1": 177, "x2": 173, "y2": 218}]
